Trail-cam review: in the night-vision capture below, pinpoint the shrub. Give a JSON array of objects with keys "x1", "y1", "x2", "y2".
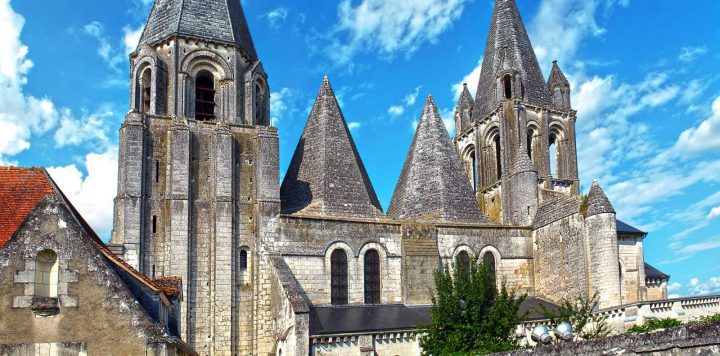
[
  {"x1": 419, "y1": 255, "x2": 527, "y2": 355},
  {"x1": 628, "y1": 318, "x2": 682, "y2": 333},
  {"x1": 538, "y1": 293, "x2": 611, "y2": 340}
]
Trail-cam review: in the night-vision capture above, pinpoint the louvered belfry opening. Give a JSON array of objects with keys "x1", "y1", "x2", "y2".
[
  {"x1": 364, "y1": 250, "x2": 381, "y2": 304},
  {"x1": 195, "y1": 72, "x2": 216, "y2": 121},
  {"x1": 331, "y1": 249, "x2": 348, "y2": 305}
]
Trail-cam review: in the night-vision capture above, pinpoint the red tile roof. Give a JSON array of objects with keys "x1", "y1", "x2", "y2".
[
  {"x1": 0, "y1": 166, "x2": 179, "y2": 302},
  {"x1": 151, "y1": 276, "x2": 183, "y2": 297},
  {"x1": 0, "y1": 167, "x2": 56, "y2": 249}
]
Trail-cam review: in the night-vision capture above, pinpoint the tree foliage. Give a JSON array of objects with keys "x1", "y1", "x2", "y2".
[
  {"x1": 538, "y1": 293, "x2": 611, "y2": 340},
  {"x1": 419, "y1": 255, "x2": 527, "y2": 355}
]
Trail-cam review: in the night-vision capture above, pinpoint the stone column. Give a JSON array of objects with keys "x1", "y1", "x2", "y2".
[
  {"x1": 213, "y1": 125, "x2": 235, "y2": 354},
  {"x1": 110, "y1": 112, "x2": 146, "y2": 271},
  {"x1": 166, "y1": 119, "x2": 191, "y2": 339}
]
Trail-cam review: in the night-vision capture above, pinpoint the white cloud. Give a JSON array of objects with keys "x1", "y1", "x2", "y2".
[
  {"x1": 347, "y1": 121, "x2": 362, "y2": 132},
  {"x1": 667, "y1": 282, "x2": 682, "y2": 293},
  {"x1": 264, "y1": 7, "x2": 289, "y2": 28},
  {"x1": 688, "y1": 276, "x2": 720, "y2": 296},
  {"x1": 270, "y1": 87, "x2": 303, "y2": 127},
  {"x1": 678, "y1": 46, "x2": 708, "y2": 63},
  {"x1": 48, "y1": 148, "x2": 119, "y2": 240},
  {"x1": 388, "y1": 105, "x2": 404, "y2": 117},
  {"x1": 82, "y1": 21, "x2": 123, "y2": 71},
  {"x1": 530, "y1": 0, "x2": 629, "y2": 73},
  {"x1": 122, "y1": 24, "x2": 143, "y2": 56},
  {"x1": 54, "y1": 109, "x2": 112, "y2": 147},
  {"x1": 672, "y1": 96, "x2": 720, "y2": 155},
  {"x1": 451, "y1": 57, "x2": 482, "y2": 100},
  {"x1": 404, "y1": 86, "x2": 422, "y2": 106},
  {"x1": 328, "y1": 0, "x2": 470, "y2": 65},
  {"x1": 0, "y1": 0, "x2": 109, "y2": 164},
  {"x1": 708, "y1": 206, "x2": 720, "y2": 221}
]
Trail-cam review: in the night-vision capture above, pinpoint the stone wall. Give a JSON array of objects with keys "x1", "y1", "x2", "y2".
[
  {"x1": 504, "y1": 320, "x2": 720, "y2": 356},
  {"x1": 0, "y1": 196, "x2": 167, "y2": 355},
  {"x1": 533, "y1": 208, "x2": 587, "y2": 304},
  {"x1": 618, "y1": 236, "x2": 646, "y2": 303}
]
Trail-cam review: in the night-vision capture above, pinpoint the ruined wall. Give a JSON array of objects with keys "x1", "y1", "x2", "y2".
[
  {"x1": 401, "y1": 223, "x2": 440, "y2": 305},
  {"x1": 277, "y1": 216, "x2": 403, "y2": 305},
  {"x1": 533, "y1": 197, "x2": 588, "y2": 304},
  {"x1": 0, "y1": 196, "x2": 166, "y2": 355}
]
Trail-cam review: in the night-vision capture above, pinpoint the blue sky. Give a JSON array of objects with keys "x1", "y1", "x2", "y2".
[{"x1": 1, "y1": 0, "x2": 719, "y2": 297}]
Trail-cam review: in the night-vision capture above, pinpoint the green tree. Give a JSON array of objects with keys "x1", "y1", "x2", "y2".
[{"x1": 419, "y1": 255, "x2": 527, "y2": 355}]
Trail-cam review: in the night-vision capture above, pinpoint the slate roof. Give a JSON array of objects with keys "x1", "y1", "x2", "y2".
[
  {"x1": 511, "y1": 149, "x2": 535, "y2": 175},
  {"x1": 586, "y1": 180, "x2": 616, "y2": 217},
  {"x1": 308, "y1": 298, "x2": 560, "y2": 335},
  {"x1": 280, "y1": 77, "x2": 384, "y2": 219},
  {"x1": 388, "y1": 96, "x2": 488, "y2": 223},
  {"x1": 139, "y1": 0, "x2": 258, "y2": 61},
  {"x1": 645, "y1": 263, "x2": 670, "y2": 280},
  {"x1": 0, "y1": 167, "x2": 55, "y2": 249},
  {"x1": 616, "y1": 219, "x2": 646, "y2": 237},
  {"x1": 0, "y1": 167, "x2": 179, "y2": 300},
  {"x1": 547, "y1": 60, "x2": 570, "y2": 89},
  {"x1": 472, "y1": 0, "x2": 550, "y2": 120}
]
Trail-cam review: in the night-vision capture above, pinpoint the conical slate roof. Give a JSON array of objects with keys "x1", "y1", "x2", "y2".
[
  {"x1": 547, "y1": 61, "x2": 570, "y2": 89},
  {"x1": 472, "y1": 0, "x2": 549, "y2": 120},
  {"x1": 139, "y1": 0, "x2": 258, "y2": 61},
  {"x1": 388, "y1": 96, "x2": 488, "y2": 223},
  {"x1": 586, "y1": 180, "x2": 615, "y2": 217},
  {"x1": 511, "y1": 148, "x2": 535, "y2": 175},
  {"x1": 280, "y1": 77, "x2": 384, "y2": 219}
]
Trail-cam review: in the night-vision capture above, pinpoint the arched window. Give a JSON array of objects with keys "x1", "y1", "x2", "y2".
[
  {"x1": 503, "y1": 74, "x2": 512, "y2": 99},
  {"x1": 254, "y1": 80, "x2": 266, "y2": 125},
  {"x1": 457, "y1": 250, "x2": 471, "y2": 273},
  {"x1": 493, "y1": 135, "x2": 502, "y2": 181},
  {"x1": 141, "y1": 68, "x2": 152, "y2": 113},
  {"x1": 482, "y1": 252, "x2": 496, "y2": 287},
  {"x1": 364, "y1": 250, "x2": 380, "y2": 304},
  {"x1": 527, "y1": 129, "x2": 535, "y2": 160},
  {"x1": 35, "y1": 250, "x2": 58, "y2": 298},
  {"x1": 331, "y1": 249, "x2": 348, "y2": 305},
  {"x1": 240, "y1": 250, "x2": 248, "y2": 271},
  {"x1": 195, "y1": 72, "x2": 216, "y2": 121},
  {"x1": 549, "y1": 133, "x2": 558, "y2": 177},
  {"x1": 471, "y1": 151, "x2": 478, "y2": 191}
]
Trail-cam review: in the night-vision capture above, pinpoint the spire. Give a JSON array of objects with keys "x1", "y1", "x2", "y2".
[
  {"x1": 280, "y1": 77, "x2": 384, "y2": 219},
  {"x1": 389, "y1": 96, "x2": 488, "y2": 223},
  {"x1": 511, "y1": 148, "x2": 535, "y2": 175},
  {"x1": 454, "y1": 83, "x2": 475, "y2": 134},
  {"x1": 472, "y1": 0, "x2": 549, "y2": 120},
  {"x1": 585, "y1": 180, "x2": 615, "y2": 217},
  {"x1": 139, "y1": 0, "x2": 258, "y2": 61},
  {"x1": 547, "y1": 60, "x2": 570, "y2": 89}
]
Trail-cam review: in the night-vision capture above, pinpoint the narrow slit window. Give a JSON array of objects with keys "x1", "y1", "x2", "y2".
[
  {"x1": 152, "y1": 215, "x2": 157, "y2": 234},
  {"x1": 494, "y1": 135, "x2": 502, "y2": 181},
  {"x1": 330, "y1": 249, "x2": 348, "y2": 305},
  {"x1": 364, "y1": 250, "x2": 381, "y2": 304},
  {"x1": 549, "y1": 134, "x2": 558, "y2": 178},
  {"x1": 195, "y1": 72, "x2": 216, "y2": 121},
  {"x1": 503, "y1": 74, "x2": 512, "y2": 99},
  {"x1": 240, "y1": 250, "x2": 248, "y2": 270},
  {"x1": 142, "y1": 69, "x2": 152, "y2": 113},
  {"x1": 471, "y1": 152, "x2": 478, "y2": 192},
  {"x1": 155, "y1": 160, "x2": 160, "y2": 183}
]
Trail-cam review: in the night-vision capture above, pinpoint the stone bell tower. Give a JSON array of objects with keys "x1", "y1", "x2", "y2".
[
  {"x1": 109, "y1": 0, "x2": 280, "y2": 354},
  {"x1": 453, "y1": 0, "x2": 580, "y2": 224}
]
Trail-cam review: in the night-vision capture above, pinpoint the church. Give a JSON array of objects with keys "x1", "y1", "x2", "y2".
[{"x1": 0, "y1": 0, "x2": 675, "y2": 355}]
